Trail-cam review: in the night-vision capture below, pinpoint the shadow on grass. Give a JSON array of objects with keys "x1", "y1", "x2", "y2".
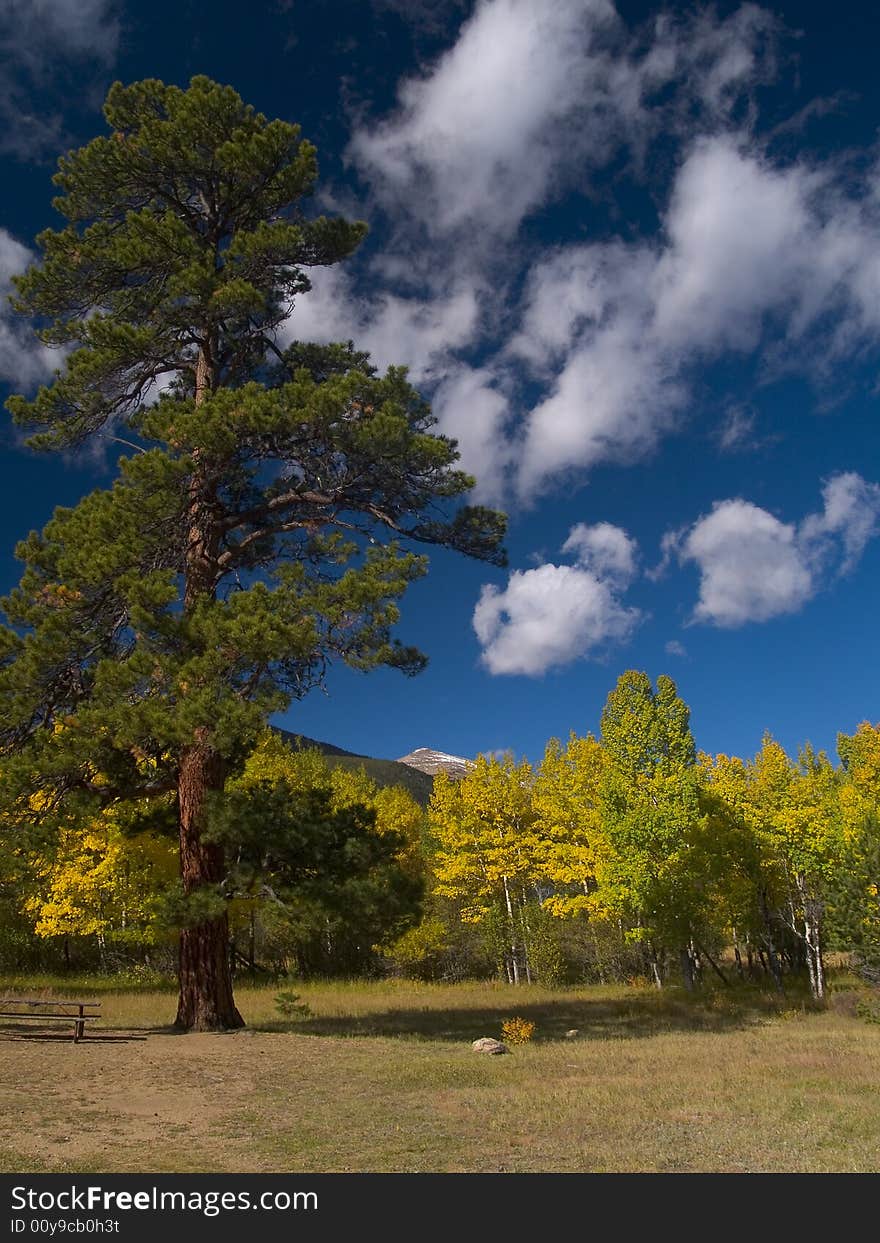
[{"x1": 253, "y1": 987, "x2": 822, "y2": 1044}]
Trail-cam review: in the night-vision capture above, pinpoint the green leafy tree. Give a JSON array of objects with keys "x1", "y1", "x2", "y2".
[
  {"x1": 223, "y1": 734, "x2": 425, "y2": 974},
  {"x1": 599, "y1": 671, "x2": 711, "y2": 988},
  {"x1": 209, "y1": 773, "x2": 420, "y2": 978},
  {"x1": 0, "y1": 77, "x2": 506, "y2": 1029}
]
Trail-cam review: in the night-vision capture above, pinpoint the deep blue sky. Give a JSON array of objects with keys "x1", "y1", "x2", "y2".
[{"x1": 1, "y1": 0, "x2": 879, "y2": 766}]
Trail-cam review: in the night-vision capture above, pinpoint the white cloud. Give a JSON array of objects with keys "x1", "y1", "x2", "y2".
[
  {"x1": 561, "y1": 520, "x2": 638, "y2": 587},
  {"x1": 321, "y1": 2, "x2": 784, "y2": 510},
  {"x1": 514, "y1": 279, "x2": 687, "y2": 496},
  {"x1": 513, "y1": 136, "x2": 880, "y2": 498},
  {"x1": 348, "y1": 0, "x2": 775, "y2": 243},
  {"x1": 681, "y1": 499, "x2": 811, "y2": 627},
  {"x1": 349, "y1": 0, "x2": 620, "y2": 239},
  {"x1": 0, "y1": 229, "x2": 55, "y2": 387},
  {"x1": 665, "y1": 639, "x2": 687, "y2": 658},
  {"x1": 473, "y1": 521, "x2": 641, "y2": 675},
  {"x1": 282, "y1": 265, "x2": 480, "y2": 385},
  {"x1": 286, "y1": 4, "x2": 880, "y2": 509},
  {"x1": 800, "y1": 471, "x2": 880, "y2": 574},
  {"x1": 429, "y1": 365, "x2": 512, "y2": 502},
  {"x1": 650, "y1": 139, "x2": 815, "y2": 353},
  {"x1": 673, "y1": 472, "x2": 880, "y2": 627}
]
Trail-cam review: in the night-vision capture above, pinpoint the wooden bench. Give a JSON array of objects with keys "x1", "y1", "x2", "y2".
[{"x1": 0, "y1": 998, "x2": 101, "y2": 1042}]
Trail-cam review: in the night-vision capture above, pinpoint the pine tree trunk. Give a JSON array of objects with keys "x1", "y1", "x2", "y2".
[
  {"x1": 174, "y1": 738, "x2": 244, "y2": 1031},
  {"x1": 173, "y1": 342, "x2": 243, "y2": 1032}
]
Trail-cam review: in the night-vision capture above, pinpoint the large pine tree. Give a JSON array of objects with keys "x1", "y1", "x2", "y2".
[{"x1": 0, "y1": 77, "x2": 506, "y2": 1029}]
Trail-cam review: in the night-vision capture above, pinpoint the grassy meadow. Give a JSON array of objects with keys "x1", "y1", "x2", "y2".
[{"x1": 1, "y1": 972, "x2": 878, "y2": 1173}]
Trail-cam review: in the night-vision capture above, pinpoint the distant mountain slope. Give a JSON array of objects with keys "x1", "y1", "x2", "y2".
[
  {"x1": 396, "y1": 747, "x2": 474, "y2": 780},
  {"x1": 273, "y1": 728, "x2": 435, "y2": 806}
]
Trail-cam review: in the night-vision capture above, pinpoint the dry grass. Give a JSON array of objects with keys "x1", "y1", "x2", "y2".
[{"x1": 0, "y1": 973, "x2": 878, "y2": 1173}]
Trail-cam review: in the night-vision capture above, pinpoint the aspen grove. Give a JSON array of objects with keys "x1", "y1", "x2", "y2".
[{"x1": 4, "y1": 672, "x2": 879, "y2": 1001}]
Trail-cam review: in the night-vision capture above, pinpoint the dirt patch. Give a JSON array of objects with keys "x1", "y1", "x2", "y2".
[{"x1": 0, "y1": 1029, "x2": 287, "y2": 1172}]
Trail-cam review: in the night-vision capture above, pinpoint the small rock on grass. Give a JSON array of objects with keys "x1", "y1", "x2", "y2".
[
  {"x1": 564, "y1": 1029, "x2": 580, "y2": 1039},
  {"x1": 472, "y1": 1037, "x2": 509, "y2": 1054}
]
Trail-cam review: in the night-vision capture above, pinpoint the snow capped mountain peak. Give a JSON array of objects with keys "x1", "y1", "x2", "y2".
[{"x1": 395, "y1": 747, "x2": 474, "y2": 779}]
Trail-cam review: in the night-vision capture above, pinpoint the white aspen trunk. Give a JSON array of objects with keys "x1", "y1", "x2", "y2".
[
  {"x1": 804, "y1": 900, "x2": 825, "y2": 1001},
  {"x1": 502, "y1": 875, "x2": 520, "y2": 985},
  {"x1": 804, "y1": 920, "x2": 817, "y2": 999},
  {"x1": 796, "y1": 875, "x2": 822, "y2": 1001},
  {"x1": 649, "y1": 942, "x2": 663, "y2": 989},
  {"x1": 814, "y1": 927, "x2": 825, "y2": 1000},
  {"x1": 690, "y1": 938, "x2": 702, "y2": 985},
  {"x1": 520, "y1": 888, "x2": 533, "y2": 984}
]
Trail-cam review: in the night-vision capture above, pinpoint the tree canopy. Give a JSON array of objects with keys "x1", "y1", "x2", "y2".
[{"x1": 0, "y1": 76, "x2": 506, "y2": 1029}]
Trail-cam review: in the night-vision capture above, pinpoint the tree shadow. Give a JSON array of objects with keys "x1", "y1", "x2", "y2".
[{"x1": 254, "y1": 988, "x2": 810, "y2": 1043}]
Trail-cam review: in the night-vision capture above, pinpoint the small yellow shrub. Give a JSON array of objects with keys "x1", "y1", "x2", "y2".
[
  {"x1": 501, "y1": 1016, "x2": 535, "y2": 1046},
  {"x1": 625, "y1": 974, "x2": 649, "y2": 988}
]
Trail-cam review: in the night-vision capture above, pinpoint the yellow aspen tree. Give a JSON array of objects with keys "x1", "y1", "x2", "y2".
[
  {"x1": 697, "y1": 751, "x2": 769, "y2": 981},
  {"x1": 24, "y1": 814, "x2": 176, "y2": 951},
  {"x1": 739, "y1": 735, "x2": 843, "y2": 999},
  {"x1": 531, "y1": 732, "x2": 609, "y2": 917},
  {"x1": 832, "y1": 723, "x2": 880, "y2": 980},
  {"x1": 430, "y1": 755, "x2": 538, "y2": 984}
]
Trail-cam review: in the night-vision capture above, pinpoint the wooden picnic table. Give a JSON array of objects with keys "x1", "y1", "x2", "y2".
[{"x1": 0, "y1": 997, "x2": 101, "y2": 1042}]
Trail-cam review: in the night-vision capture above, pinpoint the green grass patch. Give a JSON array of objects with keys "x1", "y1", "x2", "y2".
[{"x1": 1, "y1": 972, "x2": 877, "y2": 1173}]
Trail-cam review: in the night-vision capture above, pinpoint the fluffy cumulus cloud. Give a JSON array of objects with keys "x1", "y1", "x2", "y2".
[
  {"x1": 561, "y1": 521, "x2": 638, "y2": 586},
  {"x1": 429, "y1": 365, "x2": 512, "y2": 502},
  {"x1": 349, "y1": 0, "x2": 774, "y2": 242},
  {"x1": 350, "y1": 0, "x2": 619, "y2": 239},
  {"x1": 285, "y1": 0, "x2": 783, "y2": 491},
  {"x1": 0, "y1": 229, "x2": 54, "y2": 387},
  {"x1": 288, "y1": 1, "x2": 880, "y2": 508},
  {"x1": 473, "y1": 522, "x2": 641, "y2": 675},
  {"x1": 671, "y1": 472, "x2": 880, "y2": 627},
  {"x1": 513, "y1": 137, "x2": 880, "y2": 498},
  {"x1": 678, "y1": 499, "x2": 812, "y2": 627}
]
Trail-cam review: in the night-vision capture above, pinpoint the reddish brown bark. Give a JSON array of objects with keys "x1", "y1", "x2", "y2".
[
  {"x1": 173, "y1": 341, "x2": 243, "y2": 1032},
  {"x1": 174, "y1": 737, "x2": 244, "y2": 1031}
]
